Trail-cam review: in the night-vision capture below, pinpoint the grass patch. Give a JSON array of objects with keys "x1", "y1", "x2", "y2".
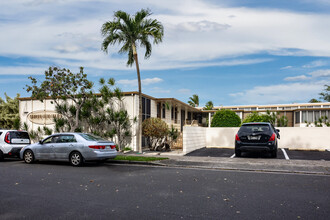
[{"x1": 111, "y1": 155, "x2": 168, "y2": 162}]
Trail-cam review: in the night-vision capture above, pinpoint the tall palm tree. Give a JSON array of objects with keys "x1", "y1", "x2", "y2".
[
  {"x1": 101, "y1": 9, "x2": 164, "y2": 153},
  {"x1": 188, "y1": 94, "x2": 199, "y2": 107}
]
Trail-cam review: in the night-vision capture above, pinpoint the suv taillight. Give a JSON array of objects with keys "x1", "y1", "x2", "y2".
[
  {"x1": 268, "y1": 133, "x2": 276, "y2": 142},
  {"x1": 235, "y1": 134, "x2": 241, "y2": 141},
  {"x1": 5, "y1": 132, "x2": 10, "y2": 144}
]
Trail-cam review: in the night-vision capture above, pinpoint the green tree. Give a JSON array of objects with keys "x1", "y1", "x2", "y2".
[
  {"x1": 188, "y1": 94, "x2": 199, "y2": 107},
  {"x1": 211, "y1": 109, "x2": 241, "y2": 127},
  {"x1": 203, "y1": 101, "x2": 214, "y2": 110},
  {"x1": 0, "y1": 93, "x2": 20, "y2": 129},
  {"x1": 309, "y1": 98, "x2": 320, "y2": 103},
  {"x1": 101, "y1": 9, "x2": 164, "y2": 153},
  {"x1": 319, "y1": 84, "x2": 330, "y2": 102},
  {"x1": 243, "y1": 111, "x2": 288, "y2": 127},
  {"x1": 26, "y1": 67, "x2": 93, "y2": 132}
]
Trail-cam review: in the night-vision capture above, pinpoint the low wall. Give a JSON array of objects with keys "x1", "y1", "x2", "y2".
[
  {"x1": 183, "y1": 126, "x2": 330, "y2": 153},
  {"x1": 183, "y1": 126, "x2": 206, "y2": 154},
  {"x1": 277, "y1": 127, "x2": 330, "y2": 150}
]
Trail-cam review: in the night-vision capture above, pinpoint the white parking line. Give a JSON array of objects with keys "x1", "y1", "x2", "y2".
[
  {"x1": 230, "y1": 154, "x2": 235, "y2": 158},
  {"x1": 281, "y1": 149, "x2": 290, "y2": 160}
]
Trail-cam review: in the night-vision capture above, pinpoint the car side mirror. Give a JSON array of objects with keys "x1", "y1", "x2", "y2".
[
  {"x1": 39, "y1": 140, "x2": 43, "y2": 144},
  {"x1": 276, "y1": 129, "x2": 280, "y2": 133}
]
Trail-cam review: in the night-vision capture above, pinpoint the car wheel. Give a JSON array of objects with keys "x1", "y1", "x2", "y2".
[
  {"x1": 24, "y1": 150, "x2": 35, "y2": 164},
  {"x1": 0, "y1": 150, "x2": 4, "y2": 161},
  {"x1": 271, "y1": 149, "x2": 277, "y2": 158},
  {"x1": 235, "y1": 149, "x2": 241, "y2": 157},
  {"x1": 70, "y1": 152, "x2": 83, "y2": 166}
]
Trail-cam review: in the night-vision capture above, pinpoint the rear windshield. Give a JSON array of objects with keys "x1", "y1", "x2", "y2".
[
  {"x1": 79, "y1": 133, "x2": 107, "y2": 142},
  {"x1": 10, "y1": 131, "x2": 30, "y2": 139},
  {"x1": 239, "y1": 124, "x2": 271, "y2": 133}
]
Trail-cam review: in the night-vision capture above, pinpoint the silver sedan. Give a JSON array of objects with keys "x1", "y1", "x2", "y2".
[{"x1": 20, "y1": 133, "x2": 117, "y2": 166}]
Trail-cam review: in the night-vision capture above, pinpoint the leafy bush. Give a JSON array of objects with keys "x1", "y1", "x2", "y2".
[
  {"x1": 142, "y1": 118, "x2": 169, "y2": 151},
  {"x1": 211, "y1": 109, "x2": 241, "y2": 127}
]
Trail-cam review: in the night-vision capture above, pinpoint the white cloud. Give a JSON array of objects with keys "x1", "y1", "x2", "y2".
[
  {"x1": 176, "y1": 20, "x2": 230, "y2": 32},
  {"x1": 1, "y1": 0, "x2": 330, "y2": 73},
  {"x1": 0, "y1": 66, "x2": 47, "y2": 75},
  {"x1": 281, "y1": 66, "x2": 293, "y2": 70},
  {"x1": 142, "y1": 77, "x2": 163, "y2": 85},
  {"x1": 303, "y1": 60, "x2": 329, "y2": 68},
  {"x1": 308, "y1": 69, "x2": 330, "y2": 77},
  {"x1": 284, "y1": 75, "x2": 310, "y2": 81},
  {"x1": 117, "y1": 77, "x2": 163, "y2": 86},
  {"x1": 229, "y1": 82, "x2": 325, "y2": 105}
]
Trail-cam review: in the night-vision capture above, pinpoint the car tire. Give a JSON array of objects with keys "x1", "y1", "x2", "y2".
[
  {"x1": 271, "y1": 149, "x2": 277, "y2": 158},
  {"x1": 0, "y1": 150, "x2": 4, "y2": 161},
  {"x1": 23, "y1": 150, "x2": 35, "y2": 164},
  {"x1": 235, "y1": 149, "x2": 241, "y2": 157},
  {"x1": 70, "y1": 152, "x2": 83, "y2": 166}
]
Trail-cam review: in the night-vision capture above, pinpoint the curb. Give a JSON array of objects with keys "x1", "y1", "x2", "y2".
[{"x1": 107, "y1": 158, "x2": 330, "y2": 175}]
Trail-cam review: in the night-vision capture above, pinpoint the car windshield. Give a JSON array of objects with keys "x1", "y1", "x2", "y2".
[
  {"x1": 79, "y1": 133, "x2": 107, "y2": 142},
  {"x1": 239, "y1": 124, "x2": 271, "y2": 133}
]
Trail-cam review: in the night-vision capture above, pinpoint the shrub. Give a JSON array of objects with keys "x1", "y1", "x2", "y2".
[
  {"x1": 211, "y1": 109, "x2": 241, "y2": 127},
  {"x1": 142, "y1": 118, "x2": 169, "y2": 151}
]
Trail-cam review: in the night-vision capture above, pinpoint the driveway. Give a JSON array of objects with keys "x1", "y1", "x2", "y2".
[{"x1": 186, "y1": 147, "x2": 330, "y2": 161}]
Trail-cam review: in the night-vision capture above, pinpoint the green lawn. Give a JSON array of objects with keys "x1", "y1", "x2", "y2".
[{"x1": 111, "y1": 155, "x2": 168, "y2": 162}]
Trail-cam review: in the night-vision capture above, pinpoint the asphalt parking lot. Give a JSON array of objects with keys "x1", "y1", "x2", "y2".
[{"x1": 186, "y1": 147, "x2": 330, "y2": 161}]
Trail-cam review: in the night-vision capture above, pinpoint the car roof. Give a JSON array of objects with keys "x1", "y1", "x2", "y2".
[{"x1": 242, "y1": 122, "x2": 272, "y2": 126}]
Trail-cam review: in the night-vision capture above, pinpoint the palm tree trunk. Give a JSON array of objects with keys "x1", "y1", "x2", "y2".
[{"x1": 133, "y1": 44, "x2": 142, "y2": 153}]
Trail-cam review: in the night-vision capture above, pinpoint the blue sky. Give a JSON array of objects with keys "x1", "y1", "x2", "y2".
[{"x1": 0, "y1": 0, "x2": 330, "y2": 107}]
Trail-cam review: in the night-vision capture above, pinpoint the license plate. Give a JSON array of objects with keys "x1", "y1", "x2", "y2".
[
  {"x1": 249, "y1": 136, "x2": 260, "y2": 140},
  {"x1": 106, "y1": 146, "x2": 110, "y2": 149}
]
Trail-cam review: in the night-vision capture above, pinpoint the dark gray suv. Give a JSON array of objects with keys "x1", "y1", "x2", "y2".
[{"x1": 235, "y1": 122, "x2": 280, "y2": 158}]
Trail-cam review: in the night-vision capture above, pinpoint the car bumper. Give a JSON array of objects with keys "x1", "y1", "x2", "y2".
[
  {"x1": 5, "y1": 147, "x2": 23, "y2": 157},
  {"x1": 83, "y1": 150, "x2": 117, "y2": 161},
  {"x1": 235, "y1": 141, "x2": 277, "y2": 152}
]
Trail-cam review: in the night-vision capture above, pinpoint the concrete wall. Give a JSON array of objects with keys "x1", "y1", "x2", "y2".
[
  {"x1": 183, "y1": 126, "x2": 206, "y2": 154},
  {"x1": 183, "y1": 126, "x2": 330, "y2": 153},
  {"x1": 277, "y1": 127, "x2": 330, "y2": 150}
]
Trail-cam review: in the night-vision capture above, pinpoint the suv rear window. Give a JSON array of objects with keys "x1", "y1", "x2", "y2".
[
  {"x1": 239, "y1": 124, "x2": 271, "y2": 133},
  {"x1": 9, "y1": 131, "x2": 30, "y2": 139}
]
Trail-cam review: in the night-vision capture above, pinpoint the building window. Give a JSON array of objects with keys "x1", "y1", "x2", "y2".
[
  {"x1": 307, "y1": 111, "x2": 313, "y2": 123},
  {"x1": 157, "y1": 103, "x2": 161, "y2": 118},
  {"x1": 295, "y1": 112, "x2": 300, "y2": 123},
  {"x1": 142, "y1": 97, "x2": 151, "y2": 121},
  {"x1": 162, "y1": 103, "x2": 166, "y2": 119},
  {"x1": 171, "y1": 106, "x2": 174, "y2": 120},
  {"x1": 314, "y1": 111, "x2": 320, "y2": 122},
  {"x1": 302, "y1": 111, "x2": 307, "y2": 122}
]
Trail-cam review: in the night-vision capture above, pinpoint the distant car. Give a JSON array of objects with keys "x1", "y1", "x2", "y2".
[
  {"x1": 20, "y1": 133, "x2": 117, "y2": 166},
  {"x1": 235, "y1": 122, "x2": 280, "y2": 158},
  {"x1": 0, "y1": 130, "x2": 31, "y2": 161}
]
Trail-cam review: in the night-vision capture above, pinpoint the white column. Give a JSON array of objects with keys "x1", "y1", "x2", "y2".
[{"x1": 208, "y1": 112, "x2": 211, "y2": 128}]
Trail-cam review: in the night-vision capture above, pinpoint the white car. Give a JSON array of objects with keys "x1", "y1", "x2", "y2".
[
  {"x1": 20, "y1": 133, "x2": 117, "y2": 166},
  {"x1": 0, "y1": 130, "x2": 31, "y2": 161}
]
